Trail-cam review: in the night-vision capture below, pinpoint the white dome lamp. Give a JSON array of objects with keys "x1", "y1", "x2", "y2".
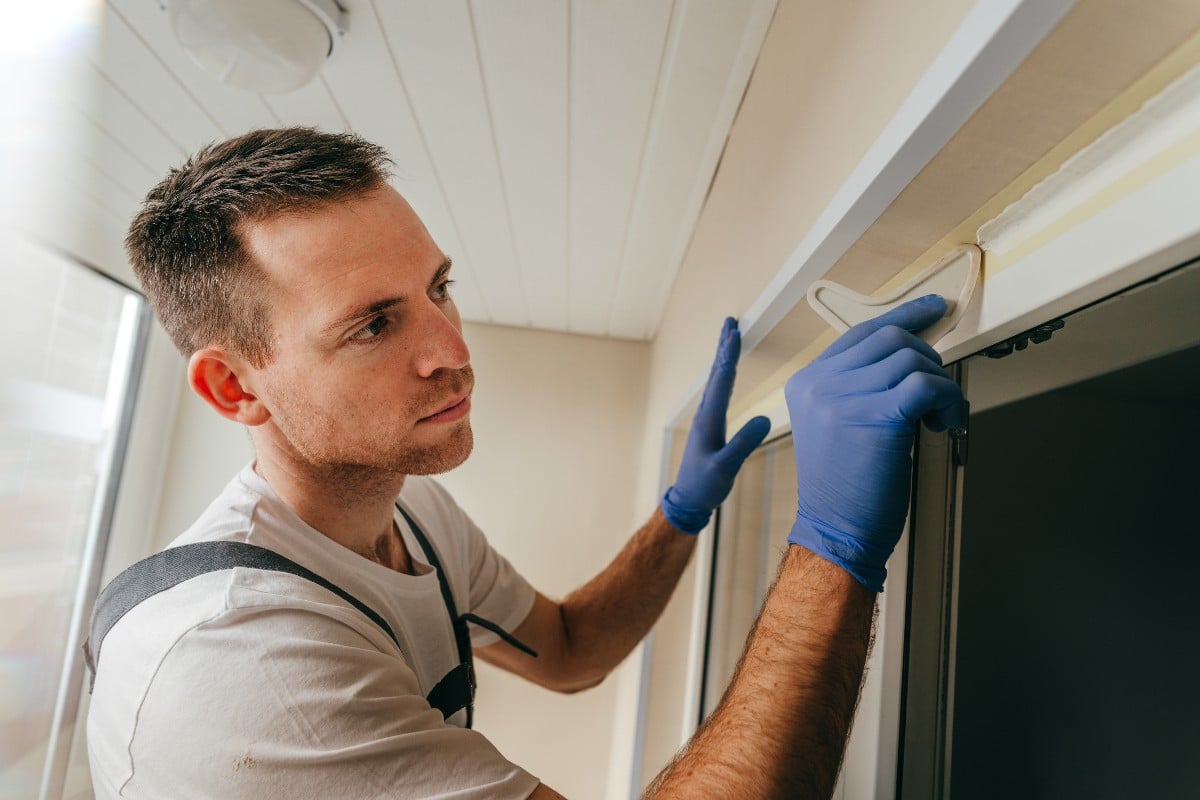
[{"x1": 163, "y1": 0, "x2": 348, "y2": 94}]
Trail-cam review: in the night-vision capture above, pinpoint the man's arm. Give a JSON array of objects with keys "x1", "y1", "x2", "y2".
[
  {"x1": 478, "y1": 318, "x2": 769, "y2": 692},
  {"x1": 534, "y1": 296, "x2": 965, "y2": 798},
  {"x1": 644, "y1": 546, "x2": 873, "y2": 797},
  {"x1": 477, "y1": 508, "x2": 695, "y2": 693},
  {"x1": 652, "y1": 296, "x2": 963, "y2": 796},
  {"x1": 454, "y1": 545, "x2": 872, "y2": 800}
]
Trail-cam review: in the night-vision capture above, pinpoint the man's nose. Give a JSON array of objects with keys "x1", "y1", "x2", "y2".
[{"x1": 413, "y1": 303, "x2": 470, "y2": 378}]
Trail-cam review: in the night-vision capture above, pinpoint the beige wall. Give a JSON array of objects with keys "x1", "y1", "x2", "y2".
[
  {"x1": 150, "y1": 319, "x2": 651, "y2": 799},
  {"x1": 626, "y1": 0, "x2": 979, "y2": 790}
]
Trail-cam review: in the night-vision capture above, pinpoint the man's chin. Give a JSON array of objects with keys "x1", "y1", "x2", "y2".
[{"x1": 398, "y1": 423, "x2": 474, "y2": 476}]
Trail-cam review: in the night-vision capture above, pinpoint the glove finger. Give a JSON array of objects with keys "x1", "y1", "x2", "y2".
[
  {"x1": 816, "y1": 295, "x2": 947, "y2": 363},
  {"x1": 718, "y1": 415, "x2": 771, "y2": 468},
  {"x1": 922, "y1": 410, "x2": 949, "y2": 432},
  {"x1": 843, "y1": 347, "x2": 950, "y2": 394},
  {"x1": 695, "y1": 317, "x2": 740, "y2": 447},
  {"x1": 883, "y1": 372, "x2": 967, "y2": 428},
  {"x1": 924, "y1": 398, "x2": 969, "y2": 432},
  {"x1": 830, "y1": 322, "x2": 943, "y2": 374}
]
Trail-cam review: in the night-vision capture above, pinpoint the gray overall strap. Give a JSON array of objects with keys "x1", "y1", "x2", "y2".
[
  {"x1": 83, "y1": 505, "x2": 535, "y2": 727},
  {"x1": 82, "y1": 541, "x2": 401, "y2": 692}
]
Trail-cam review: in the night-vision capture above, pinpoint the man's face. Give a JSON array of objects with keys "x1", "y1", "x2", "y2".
[{"x1": 239, "y1": 185, "x2": 474, "y2": 477}]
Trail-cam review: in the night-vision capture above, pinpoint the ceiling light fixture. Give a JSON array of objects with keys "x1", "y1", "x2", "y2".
[{"x1": 162, "y1": 0, "x2": 348, "y2": 95}]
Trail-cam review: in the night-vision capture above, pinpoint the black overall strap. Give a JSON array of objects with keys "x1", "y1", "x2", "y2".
[
  {"x1": 395, "y1": 504, "x2": 540, "y2": 729},
  {"x1": 82, "y1": 541, "x2": 401, "y2": 692},
  {"x1": 395, "y1": 503, "x2": 477, "y2": 727}
]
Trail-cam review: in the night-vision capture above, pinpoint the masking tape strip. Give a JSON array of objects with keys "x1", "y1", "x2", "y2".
[
  {"x1": 895, "y1": 25, "x2": 1200, "y2": 289},
  {"x1": 985, "y1": 128, "x2": 1200, "y2": 274}
]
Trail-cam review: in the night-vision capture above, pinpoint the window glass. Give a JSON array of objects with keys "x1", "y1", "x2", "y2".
[
  {"x1": 947, "y1": 262, "x2": 1200, "y2": 799},
  {"x1": 701, "y1": 434, "x2": 794, "y2": 718},
  {"x1": 0, "y1": 236, "x2": 145, "y2": 798}
]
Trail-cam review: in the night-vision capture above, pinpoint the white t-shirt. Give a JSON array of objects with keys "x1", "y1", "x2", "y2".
[{"x1": 87, "y1": 464, "x2": 540, "y2": 799}]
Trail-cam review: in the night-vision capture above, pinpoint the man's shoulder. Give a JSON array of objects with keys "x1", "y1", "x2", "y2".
[
  {"x1": 92, "y1": 462, "x2": 388, "y2": 693},
  {"x1": 89, "y1": 466, "x2": 265, "y2": 684},
  {"x1": 86, "y1": 571, "x2": 426, "y2": 798}
]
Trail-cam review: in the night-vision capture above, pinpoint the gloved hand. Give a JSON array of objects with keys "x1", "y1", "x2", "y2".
[
  {"x1": 785, "y1": 295, "x2": 967, "y2": 592},
  {"x1": 661, "y1": 318, "x2": 772, "y2": 535}
]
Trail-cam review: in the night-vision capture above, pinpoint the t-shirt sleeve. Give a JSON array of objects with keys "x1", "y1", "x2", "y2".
[
  {"x1": 121, "y1": 603, "x2": 541, "y2": 800},
  {"x1": 411, "y1": 479, "x2": 537, "y2": 648}
]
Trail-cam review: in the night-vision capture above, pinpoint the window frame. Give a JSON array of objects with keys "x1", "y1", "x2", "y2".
[{"x1": 24, "y1": 250, "x2": 152, "y2": 800}]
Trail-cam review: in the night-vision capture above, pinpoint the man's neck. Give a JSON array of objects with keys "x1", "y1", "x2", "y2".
[{"x1": 252, "y1": 450, "x2": 413, "y2": 574}]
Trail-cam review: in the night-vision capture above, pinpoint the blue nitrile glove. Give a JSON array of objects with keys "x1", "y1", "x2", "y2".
[
  {"x1": 661, "y1": 318, "x2": 772, "y2": 535},
  {"x1": 785, "y1": 295, "x2": 967, "y2": 591}
]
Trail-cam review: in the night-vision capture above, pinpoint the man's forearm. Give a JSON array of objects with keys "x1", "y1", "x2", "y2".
[
  {"x1": 557, "y1": 508, "x2": 698, "y2": 684},
  {"x1": 546, "y1": 315, "x2": 765, "y2": 685},
  {"x1": 644, "y1": 545, "x2": 876, "y2": 799}
]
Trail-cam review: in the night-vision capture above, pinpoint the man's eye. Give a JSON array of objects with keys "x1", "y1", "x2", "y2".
[
  {"x1": 432, "y1": 279, "x2": 456, "y2": 301},
  {"x1": 350, "y1": 316, "x2": 389, "y2": 341}
]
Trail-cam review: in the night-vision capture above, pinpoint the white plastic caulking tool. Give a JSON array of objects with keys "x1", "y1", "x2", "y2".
[{"x1": 806, "y1": 243, "x2": 981, "y2": 347}]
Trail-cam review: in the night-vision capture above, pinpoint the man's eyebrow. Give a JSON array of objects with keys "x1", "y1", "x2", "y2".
[
  {"x1": 320, "y1": 258, "x2": 453, "y2": 336},
  {"x1": 321, "y1": 296, "x2": 405, "y2": 336}
]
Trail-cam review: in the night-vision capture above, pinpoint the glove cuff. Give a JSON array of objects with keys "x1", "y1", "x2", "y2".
[
  {"x1": 786, "y1": 512, "x2": 890, "y2": 593},
  {"x1": 660, "y1": 488, "x2": 712, "y2": 536}
]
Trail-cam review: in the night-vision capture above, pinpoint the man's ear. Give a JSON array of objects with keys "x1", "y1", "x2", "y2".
[{"x1": 188, "y1": 348, "x2": 271, "y2": 426}]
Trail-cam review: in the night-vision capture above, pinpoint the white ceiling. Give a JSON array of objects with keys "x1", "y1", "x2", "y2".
[{"x1": 68, "y1": 0, "x2": 778, "y2": 340}]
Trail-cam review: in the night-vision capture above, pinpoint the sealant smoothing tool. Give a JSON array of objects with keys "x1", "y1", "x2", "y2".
[{"x1": 806, "y1": 243, "x2": 982, "y2": 347}]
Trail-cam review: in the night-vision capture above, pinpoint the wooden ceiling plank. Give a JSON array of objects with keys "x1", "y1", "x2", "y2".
[
  {"x1": 16, "y1": 136, "x2": 140, "y2": 231},
  {"x1": 469, "y1": 0, "x2": 569, "y2": 332},
  {"x1": 67, "y1": 55, "x2": 187, "y2": 176},
  {"x1": 316, "y1": 1, "x2": 489, "y2": 324},
  {"x1": 107, "y1": 0, "x2": 281, "y2": 136},
  {"x1": 73, "y1": 159, "x2": 141, "y2": 227},
  {"x1": 606, "y1": 0, "x2": 777, "y2": 340},
  {"x1": 261, "y1": 75, "x2": 349, "y2": 133},
  {"x1": 12, "y1": 153, "x2": 136, "y2": 283},
  {"x1": 372, "y1": 0, "x2": 530, "y2": 328},
  {"x1": 33, "y1": 96, "x2": 159, "y2": 205},
  {"x1": 69, "y1": 0, "x2": 781, "y2": 339},
  {"x1": 568, "y1": 0, "x2": 675, "y2": 336},
  {"x1": 91, "y1": 125, "x2": 160, "y2": 203},
  {"x1": 93, "y1": 3, "x2": 225, "y2": 153},
  {"x1": 28, "y1": 120, "x2": 143, "y2": 237}
]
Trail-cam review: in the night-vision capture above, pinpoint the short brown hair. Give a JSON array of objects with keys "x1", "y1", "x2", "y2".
[{"x1": 127, "y1": 127, "x2": 392, "y2": 366}]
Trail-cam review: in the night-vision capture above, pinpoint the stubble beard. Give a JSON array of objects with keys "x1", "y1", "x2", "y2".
[
  {"x1": 319, "y1": 420, "x2": 473, "y2": 508},
  {"x1": 270, "y1": 366, "x2": 476, "y2": 503},
  {"x1": 391, "y1": 419, "x2": 474, "y2": 476}
]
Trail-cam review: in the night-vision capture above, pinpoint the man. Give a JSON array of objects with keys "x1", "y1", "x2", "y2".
[{"x1": 87, "y1": 127, "x2": 965, "y2": 798}]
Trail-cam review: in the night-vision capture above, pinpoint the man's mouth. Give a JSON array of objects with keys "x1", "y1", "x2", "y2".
[{"x1": 419, "y1": 394, "x2": 471, "y2": 424}]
